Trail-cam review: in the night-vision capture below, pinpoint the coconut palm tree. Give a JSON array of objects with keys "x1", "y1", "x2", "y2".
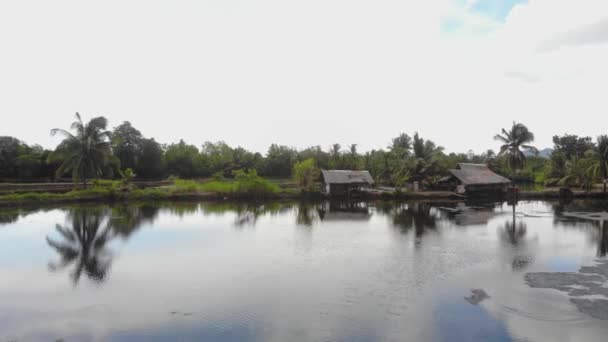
[
  {"x1": 559, "y1": 156, "x2": 594, "y2": 191},
  {"x1": 50, "y1": 113, "x2": 114, "y2": 188},
  {"x1": 410, "y1": 133, "x2": 445, "y2": 187},
  {"x1": 587, "y1": 135, "x2": 608, "y2": 192},
  {"x1": 494, "y1": 122, "x2": 538, "y2": 171},
  {"x1": 347, "y1": 144, "x2": 359, "y2": 169}
]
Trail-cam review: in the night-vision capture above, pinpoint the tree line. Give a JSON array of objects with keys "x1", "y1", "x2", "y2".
[{"x1": 0, "y1": 114, "x2": 607, "y2": 191}]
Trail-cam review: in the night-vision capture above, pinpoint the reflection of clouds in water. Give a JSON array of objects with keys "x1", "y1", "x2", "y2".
[
  {"x1": 557, "y1": 207, "x2": 608, "y2": 257},
  {"x1": 46, "y1": 205, "x2": 162, "y2": 285},
  {"x1": 545, "y1": 256, "x2": 582, "y2": 272},
  {"x1": 433, "y1": 291, "x2": 512, "y2": 342},
  {"x1": 4, "y1": 200, "x2": 608, "y2": 340},
  {"x1": 107, "y1": 318, "x2": 263, "y2": 342},
  {"x1": 438, "y1": 262, "x2": 608, "y2": 342},
  {"x1": 526, "y1": 261, "x2": 608, "y2": 320},
  {"x1": 0, "y1": 207, "x2": 58, "y2": 226}
]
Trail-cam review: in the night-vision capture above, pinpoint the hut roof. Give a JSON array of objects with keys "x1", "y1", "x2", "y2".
[
  {"x1": 448, "y1": 164, "x2": 511, "y2": 186},
  {"x1": 321, "y1": 170, "x2": 374, "y2": 185}
]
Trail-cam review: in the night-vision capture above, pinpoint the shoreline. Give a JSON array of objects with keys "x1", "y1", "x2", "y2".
[{"x1": 0, "y1": 188, "x2": 606, "y2": 208}]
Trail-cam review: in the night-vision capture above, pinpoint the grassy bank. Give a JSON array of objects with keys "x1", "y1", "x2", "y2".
[
  {"x1": 0, "y1": 188, "x2": 449, "y2": 207},
  {"x1": 2, "y1": 181, "x2": 607, "y2": 207},
  {"x1": 0, "y1": 174, "x2": 293, "y2": 207}
]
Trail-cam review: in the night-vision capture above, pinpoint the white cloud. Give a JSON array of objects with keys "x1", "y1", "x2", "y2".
[{"x1": 0, "y1": 0, "x2": 606, "y2": 154}]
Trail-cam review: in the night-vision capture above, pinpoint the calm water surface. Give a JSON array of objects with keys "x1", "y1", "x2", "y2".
[{"x1": 1, "y1": 200, "x2": 608, "y2": 342}]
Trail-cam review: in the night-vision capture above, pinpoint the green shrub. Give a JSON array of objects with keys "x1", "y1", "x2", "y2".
[
  {"x1": 0, "y1": 171, "x2": 281, "y2": 204},
  {"x1": 232, "y1": 169, "x2": 280, "y2": 197},
  {"x1": 199, "y1": 170, "x2": 280, "y2": 198},
  {"x1": 212, "y1": 171, "x2": 225, "y2": 181},
  {"x1": 534, "y1": 172, "x2": 546, "y2": 185},
  {"x1": 200, "y1": 181, "x2": 235, "y2": 194},
  {"x1": 293, "y1": 158, "x2": 320, "y2": 191}
]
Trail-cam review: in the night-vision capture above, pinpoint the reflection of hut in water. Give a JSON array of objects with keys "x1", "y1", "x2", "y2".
[
  {"x1": 321, "y1": 170, "x2": 374, "y2": 196},
  {"x1": 318, "y1": 201, "x2": 371, "y2": 221},
  {"x1": 454, "y1": 208, "x2": 499, "y2": 226},
  {"x1": 437, "y1": 202, "x2": 501, "y2": 226},
  {"x1": 439, "y1": 164, "x2": 510, "y2": 195}
]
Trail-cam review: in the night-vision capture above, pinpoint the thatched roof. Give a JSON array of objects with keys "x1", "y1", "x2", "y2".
[
  {"x1": 448, "y1": 164, "x2": 511, "y2": 186},
  {"x1": 321, "y1": 170, "x2": 374, "y2": 185}
]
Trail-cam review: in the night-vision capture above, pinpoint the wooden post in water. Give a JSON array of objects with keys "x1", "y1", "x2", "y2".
[{"x1": 507, "y1": 186, "x2": 519, "y2": 227}]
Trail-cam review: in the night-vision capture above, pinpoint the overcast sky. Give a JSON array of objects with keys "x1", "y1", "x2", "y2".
[{"x1": 1, "y1": 0, "x2": 607, "y2": 154}]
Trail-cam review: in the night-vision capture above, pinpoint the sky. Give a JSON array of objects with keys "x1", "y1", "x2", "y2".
[{"x1": 0, "y1": 0, "x2": 607, "y2": 154}]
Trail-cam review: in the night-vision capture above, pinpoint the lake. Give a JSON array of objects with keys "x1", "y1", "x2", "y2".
[{"x1": 1, "y1": 200, "x2": 608, "y2": 342}]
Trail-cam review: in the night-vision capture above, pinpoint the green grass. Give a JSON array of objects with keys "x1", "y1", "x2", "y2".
[
  {"x1": 172, "y1": 179, "x2": 201, "y2": 193},
  {"x1": 0, "y1": 187, "x2": 173, "y2": 206},
  {"x1": 129, "y1": 188, "x2": 171, "y2": 200},
  {"x1": 0, "y1": 173, "x2": 288, "y2": 205},
  {"x1": 91, "y1": 179, "x2": 121, "y2": 189},
  {"x1": 199, "y1": 181, "x2": 235, "y2": 194}
]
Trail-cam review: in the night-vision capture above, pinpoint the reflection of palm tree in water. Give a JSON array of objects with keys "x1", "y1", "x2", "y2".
[
  {"x1": 296, "y1": 203, "x2": 319, "y2": 227},
  {"x1": 46, "y1": 208, "x2": 113, "y2": 284},
  {"x1": 500, "y1": 219, "x2": 527, "y2": 246},
  {"x1": 501, "y1": 200, "x2": 527, "y2": 245},
  {"x1": 499, "y1": 202, "x2": 531, "y2": 270},
  {"x1": 391, "y1": 203, "x2": 437, "y2": 244}
]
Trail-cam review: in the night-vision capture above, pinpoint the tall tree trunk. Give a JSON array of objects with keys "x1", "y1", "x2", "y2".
[{"x1": 83, "y1": 178, "x2": 87, "y2": 190}]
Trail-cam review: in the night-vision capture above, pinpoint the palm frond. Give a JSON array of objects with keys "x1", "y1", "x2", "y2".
[
  {"x1": 522, "y1": 145, "x2": 539, "y2": 154},
  {"x1": 494, "y1": 134, "x2": 509, "y2": 143},
  {"x1": 88, "y1": 117, "x2": 109, "y2": 130},
  {"x1": 50, "y1": 128, "x2": 76, "y2": 139}
]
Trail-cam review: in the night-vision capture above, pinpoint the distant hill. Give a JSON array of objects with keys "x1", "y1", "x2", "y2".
[{"x1": 525, "y1": 148, "x2": 553, "y2": 158}]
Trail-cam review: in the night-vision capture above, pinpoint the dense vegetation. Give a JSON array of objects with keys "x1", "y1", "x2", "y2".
[{"x1": 1, "y1": 114, "x2": 608, "y2": 192}]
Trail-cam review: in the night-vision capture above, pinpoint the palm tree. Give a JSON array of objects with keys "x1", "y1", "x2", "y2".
[
  {"x1": 411, "y1": 133, "x2": 445, "y2": 187},
  {"x1": 50, "y1": 113, "x2": 114, "y2": 188},
  {"x1": 389, "y1": 133, "x2": 412, "y2": 159},
  {"x1": 348, "y1": 144, "x2": 359, "y2": 169},
  {"x1": 494, "y1": 122, "x2": 538, "y2": 171},
  {"x1": 559, "y1": 156, "x2": 594, "y2": 190},
  {"x1": 329, "y1": 143, "x2": 342, "y2": 169},
  {"x1": 587, "y1": 135, "x2": 608, "y2": 192}
]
